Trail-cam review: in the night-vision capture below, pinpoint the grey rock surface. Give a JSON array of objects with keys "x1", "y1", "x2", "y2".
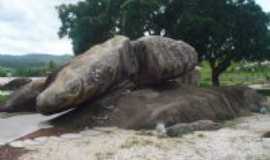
[
  {"x1": 1, "y1": 79, "x2": 46, "y2": 113},
  {"x1": 0, "y1": 78, "x2": 32, "y2": 91},
  {"x1": 50, "y1": 84, "x2": 265, "y2": 130},
  {"x1": 37, "y1": 36, "x2": 198, "y2": 115},
  {"x1": 132, "y1": 36, "x2": 198, "y2": 85},
  {"x1": 175, "y1": 68, "x2": 200, "y2": 86},
  {"x1": 37, "y1": 36, "x2": 138, "y2": 115}
]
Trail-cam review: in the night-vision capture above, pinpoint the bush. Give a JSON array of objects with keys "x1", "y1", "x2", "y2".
[
  {"x1": 0, "y1": 67, "x2": 14, "y2": 77},
  {"x1": 0, "y1": 95, "x2": 8, "y2": 104}
]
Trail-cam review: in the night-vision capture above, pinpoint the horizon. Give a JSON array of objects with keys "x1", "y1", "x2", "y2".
[
  {"x1": 0, "y1": 52, "x2": 72, "y2": 56},
  {"x1": 0, "y1": 0, "x2": 269, "y2": 56}
]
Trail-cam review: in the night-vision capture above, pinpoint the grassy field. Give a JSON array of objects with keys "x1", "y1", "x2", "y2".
[
  {"x1": 200, "y1": 61, "x2": 270, "y2": 87},
  {"x1": 0, "y1": 95, "x2": 8, "y2": 104},
  {"x1": 0, "y1": 91, "x2": 9, "y2": 104}
]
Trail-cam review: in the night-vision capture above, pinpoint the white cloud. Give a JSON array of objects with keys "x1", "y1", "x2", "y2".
[
  {"x1": 0, "y1": 0, "x2": 268, "y2": 56},
  {"x1": 0, "y1": 0, "x2": 81, "y2": 55},
  {"x1": 256, "y1": 0, "x2": 270, "y2": 12}
]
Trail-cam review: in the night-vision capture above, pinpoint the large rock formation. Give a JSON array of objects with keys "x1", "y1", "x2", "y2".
[
  {"x1": 50, "y1": 83, "x2": 265, "y2": 130},
  {"x1": 132, "y1": 36, "x2": 198, "y2": 85},
  {"x1": 37, "y1": 36, "x2": 138, "y2": 115},
  {"x1": 175, "y1": 68, "x2": 200, "y2": 86},
  {"x1": 0, "y1": 79, "x2": 46, "y2": 113},
  {"x1": 37, "y1": 36, "x2": 198, "y2": 115},
  {"x1": 2, "y1": 35, "x2": 266, "y2": 132}
]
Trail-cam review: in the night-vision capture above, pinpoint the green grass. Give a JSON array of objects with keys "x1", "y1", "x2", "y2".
[
  {"x1": 0, "y1": 95, "x2": 8, "y2": 104},
  {"x1": 200, "y1": 61, "x2": 270, "y2": 87}
]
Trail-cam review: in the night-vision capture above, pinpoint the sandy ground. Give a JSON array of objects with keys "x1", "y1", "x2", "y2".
[{"x1": 5, "y1": 114, "x2": 268, "y2": 160}]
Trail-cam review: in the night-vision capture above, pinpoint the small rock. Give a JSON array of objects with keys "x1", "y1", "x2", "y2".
[
  {"x1": 9, "y1": 141, "x2": 25, "y2": 148},
  {"x1": 155, "y1": 123, "x2": 167, "y2": 138},
  {"x1": 0, "y1": 78, "x2": 32, "y2": 90},
  {"x1": 1, "y1": 79, "x2": 46, "y2": 113}
]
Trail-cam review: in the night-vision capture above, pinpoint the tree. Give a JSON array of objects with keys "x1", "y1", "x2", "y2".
[
  {"x1": 57, "y1": 0, "x2": 163, "y2": 55},
  {"x1": 47, "y1": 60, "x2": 57, "y2": 72},
  {"x1": 57, "y1": 0, "x2": 124, "y2": 54},
  {"x1": 119, "y1": 0, "x2": 165, "y2": 38},
  {"x1": 154, "y1": 0, "x2": 270, "y2": 86},
  {"x1": 57, "y1": 0, "x2": 270, "y2": 86}
]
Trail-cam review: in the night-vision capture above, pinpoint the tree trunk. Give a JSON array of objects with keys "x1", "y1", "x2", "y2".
[
  {"x1": 212, "y1": 69, "x2": 220, "y2": 87},
  {"x1": 208, "y1": 56, "x2": 232, "y2": 87}
]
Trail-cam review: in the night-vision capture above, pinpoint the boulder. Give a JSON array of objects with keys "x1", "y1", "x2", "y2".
[
  {"x1": 131, "y1": 36, "x2": 198, "y2": 85},
  {"x1": 215, "y1": 86, "x2": 266, "y2": 113},
  {"x1": 50, "y1": 83, "x2": 265, "y2": 130},
  {"x1": 175, "y1": 68, "x2": 201, "y2": 86},
  {"x1": 37, "y1": 36, "x2": 138, "y2": 115},
  {"x1": 0, "y1": 79, "x2": 46, "y2": 113},
  {"x1": 0, "y1": 78, "x2": 32, "y2": 90},
  {"x1": 105, "y1": 85, "x2": 264, "y2": 129},
  {"x1": 37, "y1": 36, "x2": 199, "y2": 115}
]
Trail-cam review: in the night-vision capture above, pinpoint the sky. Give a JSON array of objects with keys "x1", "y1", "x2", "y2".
[
  {"x1": 0, "y1": 0, "x2": 81, "y2": 55},
  {"x1": 0, "y1": 0, "x2": 269, "y2": 56}
]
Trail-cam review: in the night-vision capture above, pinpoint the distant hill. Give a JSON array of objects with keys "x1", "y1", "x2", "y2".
[{"x1": 0, "y1": 54, "x2": 73, "y2": 69}]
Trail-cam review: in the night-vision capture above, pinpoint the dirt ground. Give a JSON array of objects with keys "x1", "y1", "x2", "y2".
[
  {"x1": 0, "y1": 113, "x2": 268, "y2": 160},
  {"x1": 0, "y1": 145, "x2": 28, "y2": 160}
]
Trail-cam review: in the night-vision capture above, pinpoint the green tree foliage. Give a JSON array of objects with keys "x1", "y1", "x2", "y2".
[
  {"x1": 119, "y1": 0, "x2": 164, "y2": 38},
  {"x1": 57, "y1": 0, "x2": 270, "y2": 86},
  {"x1": 57, "y1": 0, "x2": 164, "y2": 54},
  {"x1": 47, "y1": 60, "x2": 57, "y2": 71},
  {"x1": 0, "y1": 67, "x2": 12, "y2": 77},
  {"x1": 158, "y1": 0, "x2": 270, "y2": 86},
  {"x1": 57, "y1": 0, "x2": 123, "y2": 54}
]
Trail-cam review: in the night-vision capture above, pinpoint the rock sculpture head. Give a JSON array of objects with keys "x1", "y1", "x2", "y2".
[
  {"x1": 36, "y1": 69, "x2": 84, "y2": 115},
  {"x1": 36, "y1": 36, "x2": 136, "y2": 115},
  {"x1": 36, "y1": 35, "x2": 199, "y2": 115}
]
